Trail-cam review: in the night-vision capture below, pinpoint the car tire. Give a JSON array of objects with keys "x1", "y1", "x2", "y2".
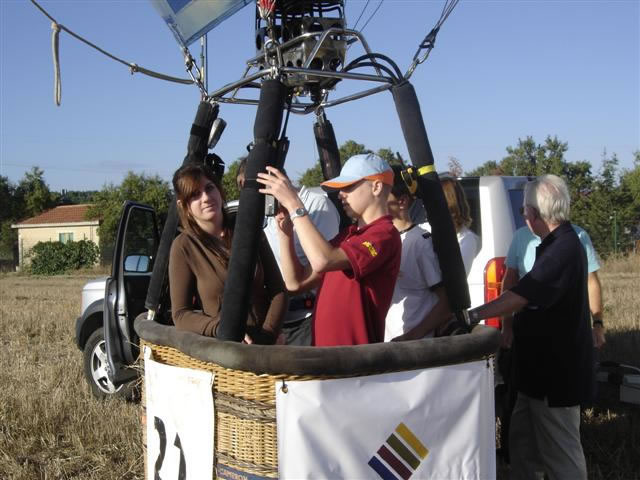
[{"x1": 83, "y1": 327, "x2": 136, "y2": 400}]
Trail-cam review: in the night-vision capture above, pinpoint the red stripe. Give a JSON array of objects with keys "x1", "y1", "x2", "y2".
[{"x1": 377, "y1": 445, "x2": 412, "y2": 480}]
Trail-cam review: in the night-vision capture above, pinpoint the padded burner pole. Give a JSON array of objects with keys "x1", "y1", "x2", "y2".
[
  {"x1": 217, "y1": 80, "x2": 286, "y2": 341},
  {"x1": 145, "y1": 101, "x2": 219, "y2": 318},
  {"x1": 391, "y1": 80, "x2": 470, "y2": 314},
  {"x1": 313, "y1": 112, "x2": 351, "y2": 229}
]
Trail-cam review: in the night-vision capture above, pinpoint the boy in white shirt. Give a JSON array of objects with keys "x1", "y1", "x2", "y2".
[{"x1": 385, "y1": 166, "x2": 452, "y2": 341}]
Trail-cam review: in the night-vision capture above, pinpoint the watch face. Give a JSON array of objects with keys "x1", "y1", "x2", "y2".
[{"x1": 296, "y1": 207, "x2": 306, "y2": 216}]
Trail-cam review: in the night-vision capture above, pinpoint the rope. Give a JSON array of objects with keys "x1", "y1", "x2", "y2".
[
  {"x1": 352, "y1": 0, "x2": 371, "y2": 31},
  {"x1": 405, "y1": 0, "x2": 460, "y2": 79},
  {"x1": 30, "y1": 0, "x2": 194, "y2": 106},
  {"x1": 359, "y1": 0, "x2": 384, "y2": 33},
  {"x1": 51, "y1": 23, "x2": 61, "y2": 106}
]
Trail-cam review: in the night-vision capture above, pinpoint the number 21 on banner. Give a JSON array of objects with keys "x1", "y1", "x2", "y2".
[{"x1": 152, "y1": 416, "x2": 186, "y2": 480}]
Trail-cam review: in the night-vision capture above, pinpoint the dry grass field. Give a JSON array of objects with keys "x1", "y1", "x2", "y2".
[
  {"x1": 0, "y1": 274, "x2": 143, "y2": 479},
  {"x1": 0, "y1": 255, "x2": 638, "y2": 479}
]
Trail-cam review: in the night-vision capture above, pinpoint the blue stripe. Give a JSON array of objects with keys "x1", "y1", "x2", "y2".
[{"x1": 368, "y1": 456, "x2": 400, "y2": 480}]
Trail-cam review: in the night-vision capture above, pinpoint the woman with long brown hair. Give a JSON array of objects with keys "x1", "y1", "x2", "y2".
[
  {"x1": 169, "y1": 163, "x2": 287, "y2": 343},
  {"x1": 440, "y1": 177, "x2": 479, "y2": 275}
]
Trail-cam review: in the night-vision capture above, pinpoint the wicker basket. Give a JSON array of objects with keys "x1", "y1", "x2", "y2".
[{"x1": 136, "y1": 317, "x2": 500, "y2": 478}]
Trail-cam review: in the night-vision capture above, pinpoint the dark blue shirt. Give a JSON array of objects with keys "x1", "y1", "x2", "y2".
[{"x1": 510, "y1": 222, "x2": 594, "y2": 406}]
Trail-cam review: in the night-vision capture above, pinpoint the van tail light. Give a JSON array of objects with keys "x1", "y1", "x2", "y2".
[{"x1": 484, "y1": 257, "x2": 506, "y2": 329}]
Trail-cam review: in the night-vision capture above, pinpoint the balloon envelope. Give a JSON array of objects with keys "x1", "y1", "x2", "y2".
[{"x1": 151, "y1": 0, "x2": 253, "y2": 47}]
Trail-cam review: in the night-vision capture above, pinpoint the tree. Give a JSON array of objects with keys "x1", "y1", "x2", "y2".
[
  {"x1": 447, "y1": 157, "x2": 464, "y2": 177},
  {"x1": 57, "y1": 190, "x2": 98, "y2": 204},
  {"x1": 298, "y1": 163, "x2": 325, "y2": 188},
  {"x1": 537, "y1": 136, "x2": 568, "y2": 176},
  {"x1": 619, "y1": 151, "x2": 640, "y2": 248},
  {"x1": 0, "y1": 176, "x2": 18, "y2": 259},
  {"x1": 500, "y1": 136, "x2": 539, "y2": 176},
  {"x1": 339, "y1": 140, "x2": 370, "y2": 162},
  {"x1": 467, "y1": 160, "x2": 502, "y2": 177},
  {"x1": 467, "y1": 135, "x2": 568, "y2": 178},
  {"x1": 222, "y1": 159, "x2": 244, "y2": 201},
  {"x1": 1, "y1": 168, "x2": 57, "y2": 262},
  {"x1": 375, "y1": 147, "x2": 396, "y2": 165},
  {"x1": 16, "y1": 167, "x2": 57, "y2": 218},
  {"x1": 87, "y1": 172, "x2": 172, "y2": 264}
]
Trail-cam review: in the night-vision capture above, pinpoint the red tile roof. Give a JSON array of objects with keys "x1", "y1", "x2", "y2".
[{"x1": 15, "y1": 204, "x2": 98, "y2": 226}]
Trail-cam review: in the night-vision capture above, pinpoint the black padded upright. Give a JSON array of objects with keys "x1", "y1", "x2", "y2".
[
  {"x1": 217, "y1": 80, "x2": 286, "y2": 341},
  {"x1": 145, "y1": 101, "x2": 219, "y2": 316},
  {"x1": 313, "y1": 114, "x2": 350, "y2": 229},
  {"x1": 391, "y1": 81, "x2": 470, "y2": 312}
]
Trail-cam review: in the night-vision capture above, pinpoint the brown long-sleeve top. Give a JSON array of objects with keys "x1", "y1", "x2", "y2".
[{"x1": 169, "y1": 230, "x2": 288, "y2": 343}]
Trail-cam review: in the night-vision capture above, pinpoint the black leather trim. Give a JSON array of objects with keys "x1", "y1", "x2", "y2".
[{"x1": 135, "y1": 314, "x2": 499, "y2": 376}]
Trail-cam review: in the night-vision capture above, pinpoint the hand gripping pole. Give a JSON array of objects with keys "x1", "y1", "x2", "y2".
[
  {"x1": 145, "y1": 101, "x2": 219, "y2": 317},
  {"x1": 391, "y1": 81, "x2": 471, "y2": 314},
  {"x1": 217, "y1": 80, "x2": 286, "y2": 341}
]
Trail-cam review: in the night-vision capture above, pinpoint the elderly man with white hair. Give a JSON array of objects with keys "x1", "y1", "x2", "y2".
[{"x1": 468, "y1": 174, "x2": 593, "y2": 480}]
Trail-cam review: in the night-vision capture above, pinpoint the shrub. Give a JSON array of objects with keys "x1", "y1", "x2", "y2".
[{"x1": 29, "y1": 240, "x2": 99, "y2": 275}]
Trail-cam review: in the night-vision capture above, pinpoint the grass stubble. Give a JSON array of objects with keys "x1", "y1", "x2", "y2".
[
  {"x1": 581, "y1": 254, "x2": 640, "y2": 480},
  {"x1": 0, "y1": 275, "x2": 142, "y2": 479},
  {"x1": 0, "y1": 255, "x2": 638, "y2": 479}
]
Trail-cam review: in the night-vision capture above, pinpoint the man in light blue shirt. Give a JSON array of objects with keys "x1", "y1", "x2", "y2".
[
  {"x1": 502, "y1": 224, "x2": 606, "y2": 348},
  {"x1": 507, "y1": 224, "x2": 600, "y2": 278}
]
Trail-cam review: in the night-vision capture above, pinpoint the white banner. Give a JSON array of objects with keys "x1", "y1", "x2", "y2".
[
  {"x1": 276, "y1": 360, "x2": 495, "y2": 479},
  {"x1": 144, "y1": 347, "x2": 214, "y2": 480}
]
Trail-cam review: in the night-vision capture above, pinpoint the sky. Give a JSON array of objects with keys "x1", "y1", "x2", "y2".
[{"x1": 1, "y1": 0, "x2": 638, "y2": 192}]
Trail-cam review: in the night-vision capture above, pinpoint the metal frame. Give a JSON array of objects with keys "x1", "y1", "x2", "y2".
[{"x1": 203, "y1": 28, "x2": 395, "y2": 114}]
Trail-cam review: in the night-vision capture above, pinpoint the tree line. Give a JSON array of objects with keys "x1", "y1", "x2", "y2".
[{"x1": 1, "y1": 136, "x2": 638, "y2": 268}]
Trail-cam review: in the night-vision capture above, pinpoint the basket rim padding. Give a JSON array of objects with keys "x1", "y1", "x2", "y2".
[{"x1": 135, "y1": 316, "x2": 500, "y2": 376}]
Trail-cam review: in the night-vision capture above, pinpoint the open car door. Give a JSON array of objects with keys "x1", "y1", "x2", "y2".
[{"x1": 104, "y1": 201, "x2": 160, "y2": 386}]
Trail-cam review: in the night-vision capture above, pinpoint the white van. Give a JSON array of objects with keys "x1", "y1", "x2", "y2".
[{"x1": 461, "y1": 176, "x2": 531, "y2": 324}]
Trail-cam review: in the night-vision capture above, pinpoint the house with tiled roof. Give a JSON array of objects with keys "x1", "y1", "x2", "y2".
[{"x1": 11, "y1": 204, "x2": 100, "y2": 269}]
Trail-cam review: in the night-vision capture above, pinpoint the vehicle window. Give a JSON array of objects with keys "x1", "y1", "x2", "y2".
[
  {"x1": 123, "y1": 208, "x2": 157, "y2": 273},
  {"x1": 461, "y1": 181, "x2": 481, "y2": 239},
  {"x1": 509, "y1": 189, "x2": 526, "y2": 230}
]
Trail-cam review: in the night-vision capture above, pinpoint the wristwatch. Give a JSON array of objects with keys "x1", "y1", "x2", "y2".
[{"x1": 289, "y1": 206, "x2": 308, "y2": 221}]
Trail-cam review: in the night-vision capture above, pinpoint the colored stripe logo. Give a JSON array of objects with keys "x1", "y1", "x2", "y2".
[{"x1": 368, "y1": 423, "x2": 429, "y2": 480}]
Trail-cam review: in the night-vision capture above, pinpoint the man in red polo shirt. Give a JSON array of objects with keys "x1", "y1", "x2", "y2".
[{"x1": 256, "y1": 153, "x2": 401, "y2": 346}]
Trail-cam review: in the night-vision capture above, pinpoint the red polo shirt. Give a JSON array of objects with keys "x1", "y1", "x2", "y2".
[{"x1": 312, "y1": 215, "x2": 401, "y2": 346}]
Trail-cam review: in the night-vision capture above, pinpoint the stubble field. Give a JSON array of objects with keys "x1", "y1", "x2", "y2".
[{"x1": 0, "y1": 255, "x2": 638, "y2": 479}]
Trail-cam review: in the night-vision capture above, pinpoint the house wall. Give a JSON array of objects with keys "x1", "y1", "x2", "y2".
[{"x1": 16, "y1": 223, "x2": 100, "y2": 268}]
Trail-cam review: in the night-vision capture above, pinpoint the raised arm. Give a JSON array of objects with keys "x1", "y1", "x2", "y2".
[
  {"x1": 257, "y1": 167, "x2": 350, "y2": 274},
  {"x1": 275, "y1": 211, "x2": 322, "y2": 293}
]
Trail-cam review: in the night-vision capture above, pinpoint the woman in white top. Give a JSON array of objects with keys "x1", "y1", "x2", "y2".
[{"x1": 440, "y1": 177, "x2": 479, "y2": 275}]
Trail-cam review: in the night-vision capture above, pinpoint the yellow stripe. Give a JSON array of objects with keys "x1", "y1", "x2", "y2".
[
  {"x1": 417, "y1": 165, "x2": 435, "y2": 176},
  {"x1": 396, "y1": 423, "x2": 429, "y2": 459},
  {"x1": 362, "y1": 241, "x2": 378, "y2": 257}
]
